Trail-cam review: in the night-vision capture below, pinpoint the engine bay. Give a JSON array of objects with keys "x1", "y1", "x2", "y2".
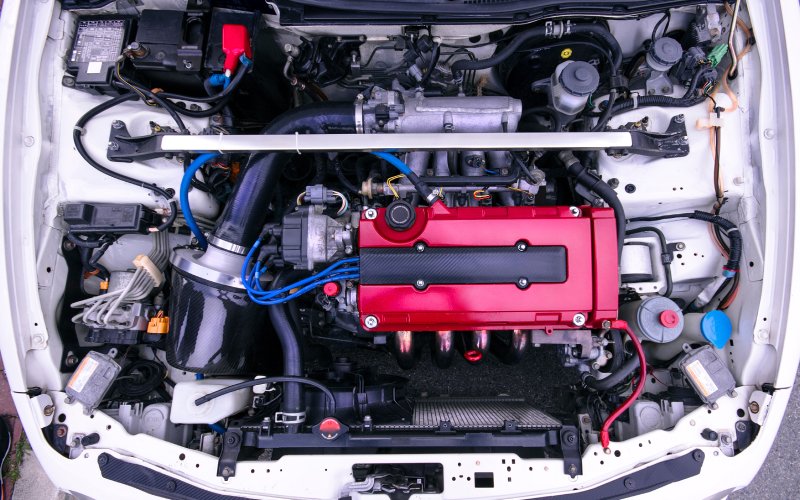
[{"x1": 16, "y1": 0, "x2": 779, "y2": 495}]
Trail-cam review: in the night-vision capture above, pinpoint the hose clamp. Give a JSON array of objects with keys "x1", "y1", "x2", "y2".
[
  {"x1": 274, "y1": 411, "x2": 307, "y2": 424},
  {"x1": 354, "y1": 99, "x2": 364, "y2": 134},
  {"x1": 208, "y1": 235, "x2": 248, "y2": 255}
]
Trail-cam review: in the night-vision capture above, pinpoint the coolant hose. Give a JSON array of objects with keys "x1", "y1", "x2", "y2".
[
  {"x1": 451, "y1": 23, "x2": 623, "y2": 74},
  {"x1": 559, "y1": 151, "x2": 625, "y2": 259},
  {"x1": 267, "y1": 271, "x2": 305, "y2": 424},
  {"x1": 211, "y1": 102, "x2": 356, "y2": 247},
  {"x1": 581, "y1": 354, "x2": 639, "y2": 392}
]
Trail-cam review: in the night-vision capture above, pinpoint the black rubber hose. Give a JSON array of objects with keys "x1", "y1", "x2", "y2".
[
  {"x1": 451, "y1": 23, "x2": 623, "y2": 74},
  {"x1": 629, "y1": 211, "x2": 742, "y2": 274},
  {"x1": 582, "y1": 354, "x2": 639, "y2": 391},
  {"x1": 608, "y1": 329, "x2": 624, "y2": 372},
  {"x1": 605, "y1": 94, "x2": 705, "y2": 117},
  {"x1": 211, "y1": 102, "x2": 356, "y2": 247},
  {"x1": 194, "y1": 377, "x2": 335, "y2": 415},
  {"x1": 73, "y1": 93, "x2": 178, "y2": 230},
  {"x1": 267, "y1": 272, "x2": 306, "y2": 421},
  {"x1": 625, "y1": 226, "x2": 674, "y2": 297},
  {"x1": 559, "y1": 152, "x2": 625, "y2": 259}
]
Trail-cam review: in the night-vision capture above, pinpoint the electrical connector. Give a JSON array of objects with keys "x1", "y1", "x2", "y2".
[
  {"x1": 147, "y1": 312, "x2": 169, "y2": 335},
  {"x1": 707, "y1": 44, "x2": 728, "y2": 68}
]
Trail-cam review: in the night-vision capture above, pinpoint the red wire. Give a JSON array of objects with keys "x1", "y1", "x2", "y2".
[{"x1": 599, "y1": 320, "x2": 648, "y2": 449}]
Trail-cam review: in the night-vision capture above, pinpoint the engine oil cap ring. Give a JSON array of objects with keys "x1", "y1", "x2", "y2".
[{"x1": 385, "y1": 199, "x2": 416, "y2": 231}]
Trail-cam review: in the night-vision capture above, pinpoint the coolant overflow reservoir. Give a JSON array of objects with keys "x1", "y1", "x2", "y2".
[{"x1": 619, "y1": 296, "x2": 684, "y2": 343}]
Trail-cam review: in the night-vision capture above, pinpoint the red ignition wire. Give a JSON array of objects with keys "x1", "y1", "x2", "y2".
[{"x1": 599, "y1": 320, "x2": 648, "y2": 449}]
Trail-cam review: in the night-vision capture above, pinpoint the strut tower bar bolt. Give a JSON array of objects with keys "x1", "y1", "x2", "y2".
[
  {"x1": 364, "y1": 208, "x2": 378, "y2": 220},
  {"x1": 415, "y1": 242, "x2": 426, "y2": 253},
  {"x1": 364, "y1": 315, "x2": 379, "y2": 329},
  {"x1": 569, "y1": 206, "x2": 581, "y2": 217},
  {"x1": 573, "y1": 313, "x2": 587, "y2": 327}
]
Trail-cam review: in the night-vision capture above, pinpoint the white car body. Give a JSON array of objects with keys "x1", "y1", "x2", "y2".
[{"x1": 1, "y1": 0, "x2": 799, "y2": 498}]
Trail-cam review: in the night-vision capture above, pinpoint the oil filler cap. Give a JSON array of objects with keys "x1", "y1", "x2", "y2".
[{"x1": 385, "y1": 200, "x2": 416, "y2": 231}]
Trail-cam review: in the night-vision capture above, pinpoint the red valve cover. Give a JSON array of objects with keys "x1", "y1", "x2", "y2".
[{"x1": 358, "y1": 204, "x2": 618, "y2": 332}]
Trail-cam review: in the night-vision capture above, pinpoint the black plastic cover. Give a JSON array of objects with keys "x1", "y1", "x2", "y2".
[
  {"x1": 65, "y1": 16, "x2": 134, "y2": 95},
  {"x1": 63, "y1": 203, "x2": 161, "y2": 234},
  {"x1": 359, "y1": 246, "x2": 567, "y2": 285}
]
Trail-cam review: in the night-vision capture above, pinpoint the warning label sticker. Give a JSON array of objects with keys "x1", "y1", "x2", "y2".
[
  {"x1": 685, "y1": 359, "x2": 719, "y2": 397},
  {"x1": 67, "y1": 355, "x2": 99, "y2": 394}
]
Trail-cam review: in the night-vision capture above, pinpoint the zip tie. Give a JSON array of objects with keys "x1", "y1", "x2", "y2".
[
  {"x1": 295, "y1": 131, "x2": 302, "y2": 155},
  {"x1": 74, "y1": 126, "x2": 86, "y2": 135},
  {"x1": 632, "y1": 93, "x2": 639, "y2": 109},
  {"x1": 217, "y1": 132, "x2": 224, "y2": 154}
]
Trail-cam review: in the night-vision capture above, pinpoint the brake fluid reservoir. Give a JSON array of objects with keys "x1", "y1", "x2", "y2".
[{"x1": 550, "y1": 60, "x2": 600, "y2": 117}]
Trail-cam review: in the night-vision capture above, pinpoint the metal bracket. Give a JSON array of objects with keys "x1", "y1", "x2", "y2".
[
  {"x1": 216, "y1": 429, "x2": 243, "y2": 478},
  {"x1": 608, "y1": 114, "x2": 690, "y2": 158},
  {"x1": 106, "y1": 120, "x2": 171, "y2": 163},
  {"x1": 560, "y1": 425, "x2": 583, "y2": 477},
  {"x1": 274, "y1": 411, "x2": 307, "y2": 424}
]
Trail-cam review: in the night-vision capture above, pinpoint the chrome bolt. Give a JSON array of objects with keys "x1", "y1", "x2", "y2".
[
  {"x1": 43, "y1": 405, "x2": 55, "y2": 416},
  {"x1": 749, "y1": 401, "x2": 760, "y2": 414},
  {"x1": 573, "y1": 313, "x2": 586, "y2": 327},
  {"x1": 364, "y1": 208, "x2": 378, "y2": 220},
  {"x1": 675, "y1": 242, "x2": 686, "y2": 251},
  {"x1": 518, "y1": 277, "x2": 529, "y2": 288},
  {"x1": 516, "y1": 242, "x2": 527, "y2": 252},
  {"x1": 569, "y1": 206, "x2": 581, "y2": 217},
  {"x1": 601, "y1": 320, "x2": 612, "y2": 329},
  {"x1": 415, "y1": 279, "x2": 426, "y2": 289},
  {"x1": 415, "y1": 242, "x2": 426, "y2": 253},
  {"x1": 182, "y1": 60, "x2": 193, "y2": 70},
  {"x1": 735, "y1": 422, "x2": 747, "y2": 433},
  {"x1": 107, "y1": 141, "x2": 119, "y2": 151},
  {"x1": 720, "y1": 434, "x2": 731, "y2": 445},
  {"x1": 364, "y1": 316, "x2": 379, "y2": 329}
]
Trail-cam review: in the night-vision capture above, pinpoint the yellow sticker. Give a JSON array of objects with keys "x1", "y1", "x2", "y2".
[{"x1": 561, "y1": 48, "x2": 573, "y2": 59}]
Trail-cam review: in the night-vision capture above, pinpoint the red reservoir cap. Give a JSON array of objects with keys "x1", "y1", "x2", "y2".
[
  {"x1": 659, "y1": 309, "x2": 681, "y2": 328},
  {"x1": 323, "y1": 281, "x2": 341, "y2": 297}
]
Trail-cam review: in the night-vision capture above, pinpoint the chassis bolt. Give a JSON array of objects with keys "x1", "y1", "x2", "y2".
[
  {"x1": 56, "y1": 426, "x2": 67, "y2": 438},
  {"x1": 107, "y1": 141, "x2": 119, "y2": 151},
  {"x1": 601, "y1": 320, "x2": 612, "y2": 329},
  {"x1": 674, "y1": 114, "x2": 685, "y2": 123},
  {"x1": 607, "y1": 178, "x2": 620, "y2": 189},
  {"x1": 415, "y1": 279, "x2": 426, "y2": 289},
  {"x1": 43, "y1": 405, "x2": 55, "y2": 417},
  {"x1": 675, "y1": 242, "x2": 687, "y2": 251},
  {"x1": 517, "y1": 277, "x2": 529, "y2": 288},
  {"x1": 720, "y1": 434, "x2": 732, "y2": 445},
  {"x1": 65, "y1": 354, "x2": 79, "y2": 368},
  {"x1": 111, "y1": 120, "x2": 124, "y2": 129},
  {"x1": 569, "y1": 206, "x2": 581, "y2": 217},
  {"x1": 572, "y1": 313, "x2": 586, "y2": 327},
  {"x1": 749, "y1": 401, "x2": 760, "y2": 414},
  {"x1": 364, "y1": 208, "x2": 378, "y2": 220},
  {"x1": 735, "y1": 421, "x2": 747, "y2": 433},
  {"x1": 364, "y1": 316, "x2": 379, "y2": 329},
  {"x1": 516, "y1": 242, "x2": 527, "y2": 252},
  {"x1": 415, "y1": 242, "x2": 426, "y2": 253}
]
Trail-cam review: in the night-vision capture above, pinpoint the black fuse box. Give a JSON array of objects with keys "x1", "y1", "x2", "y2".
[
  {"x1": 63, "y1": 203, "x2": 161, "y2": 234},
  {"x1": 65, "y1": 16, "x2": 134, "y2": 95}
]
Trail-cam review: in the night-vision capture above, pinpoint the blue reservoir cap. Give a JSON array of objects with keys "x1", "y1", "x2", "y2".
[{"x1": 701, "y1": 310, "x2": 733, "y2": 349}]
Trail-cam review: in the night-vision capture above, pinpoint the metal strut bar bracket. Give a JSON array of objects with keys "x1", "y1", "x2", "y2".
[
  {"x1": 106, "y1": 120, "x2": 169, "y2": 163},
  {"x1": 607, "y1": 114, "x2": 691, "y2": 158}
]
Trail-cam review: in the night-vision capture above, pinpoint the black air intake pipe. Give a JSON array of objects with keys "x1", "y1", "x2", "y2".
[
  {"x1": 212, "y1": 102, "x2": 356, "y2": 248},
  {"x1": 168, "y1": 102, "x2": 356, "y2": 375}
]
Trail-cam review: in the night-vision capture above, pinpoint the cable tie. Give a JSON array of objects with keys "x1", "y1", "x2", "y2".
[
  {"x1": 217, "y1": 132, "x2": 224, "y2": 154},
  {"x1": 295, "y1": 131, "x2": 302, "y2": 155},
  {"x1": 74, "y1": 126, "x2": 86, "y2": 135},
  {"x1": 631, "y1": 93, "x2": 639, "y2": 109}
]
